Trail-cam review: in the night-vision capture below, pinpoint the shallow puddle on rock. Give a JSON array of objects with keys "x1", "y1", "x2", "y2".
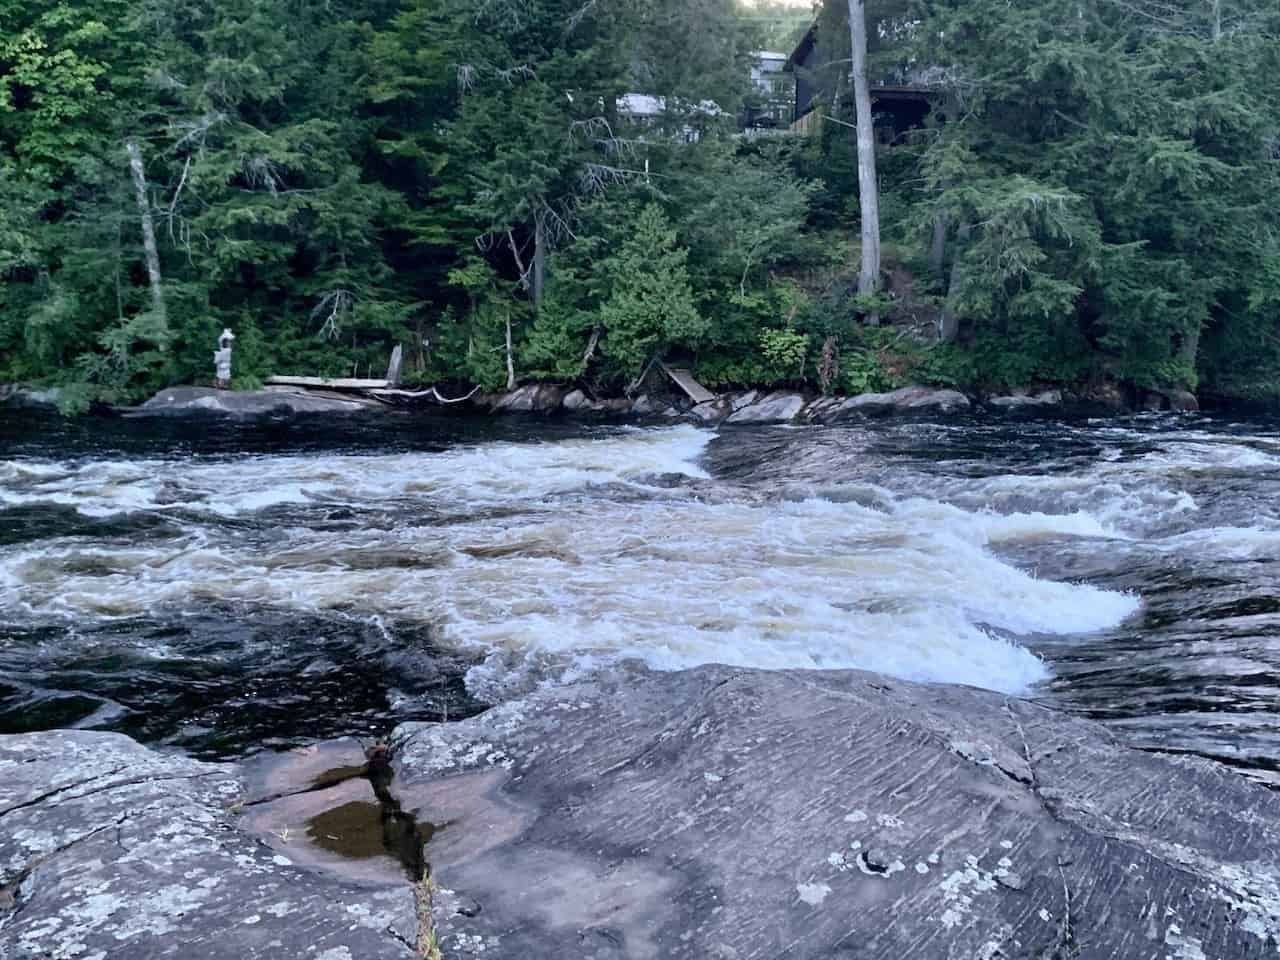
[
  {"x1": 309, "y1": 763, "x2": 368, "y2": 791},
  {"x1": 304, "y1": 792, "x2": 439, "y2": 880}
]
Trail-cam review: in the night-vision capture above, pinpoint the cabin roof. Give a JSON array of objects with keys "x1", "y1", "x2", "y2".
[{"x1": 785, "y1": 21, "x2": 818, "y2": 72}]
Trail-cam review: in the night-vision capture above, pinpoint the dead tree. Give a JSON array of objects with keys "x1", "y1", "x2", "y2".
[{"x1": 126, "y1": 139, "x2": 167, "y2": 332}]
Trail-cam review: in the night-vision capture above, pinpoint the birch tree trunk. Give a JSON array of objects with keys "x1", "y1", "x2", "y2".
[
  {"x1": 125, "y1": 139, "x2": 167, "y2": 332},
  {"x1": 504, "y1": 311, "x2": 517, "y2": 391},
  {"x1": 848, "y1": 0, "x2": 881, "y2": 325}
]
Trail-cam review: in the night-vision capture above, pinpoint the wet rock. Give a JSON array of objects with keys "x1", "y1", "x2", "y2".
[
  {"x1": 1165, "y1": 388, "x2": 1200, "y2": 412},
  {"x1": 560, "y1": 390, "x2": 636, "y2": 415},
  {"x1": 136, "y1": 386, "x2": 378, "y2": 417},
  {"x1": 1083, "y1": 381, "x2": 1128, "y2": 411},
  {"x1": 0, "y1": 730, "x2": 415, "y2": 959},
  {"x1": 989, "y1": 390, "x2": 1062, "y2": 410},
  {"x1": 599, "y1": 397, "x2": 634, "y2": 415},
  {"x1": 725, "y1": 391, "x2": 808, "y2": 424},
  {"x1": 801, "y1": 395, "x2": 844, "y2": 422},
  {"x1": 0, "y1": 385, "x2": 63, "y2": 410},
  {"x1": 1141, "y1": 388, "x2": 1199, "y2": 413},
  {"x1": 490, "y1": 384, "x2": 566, "y2": 413},
  {"x1": 828, "y1": 385, "x2": 972, "y2": 419},
  {"x1": 630, "y1": 395, "x2": 664, "y2": 416},
  {"x1": 561, "y1": 389, "x2": 591, "y2": 412},
  {"x1": 392, "y1": 664, "x2": 1280, "y2": 960},
  {"x1": 689, "y1": 397, "x2": 733, "y2": 423}
]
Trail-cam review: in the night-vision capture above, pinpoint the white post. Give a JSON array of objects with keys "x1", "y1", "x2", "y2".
[{"x1": 214, "y1": 328, "x2": 235, "y2": 388}]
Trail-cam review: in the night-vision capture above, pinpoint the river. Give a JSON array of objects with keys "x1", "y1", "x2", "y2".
[{"x1": 1, "y1": 408, "x2": 1277, "y2": 786}]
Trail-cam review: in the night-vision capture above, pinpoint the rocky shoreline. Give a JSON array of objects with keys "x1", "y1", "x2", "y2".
[
  {"x1": 3, "y1": 664, "x2": 1278, "y2": 959},
  {"x1": 1, "y1": 380, "x2": 1203, "y2": 422}
]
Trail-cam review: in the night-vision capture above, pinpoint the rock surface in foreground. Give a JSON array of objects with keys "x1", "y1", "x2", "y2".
[
  {"x1": 396, "y1": 666, "x2": 1280, "y2": 959},
  {"x1": 0, "y1": 731, "x2": 415, "y2": 958},
  {"x1": 5, "y1": 667, "x2": 1280, "y2": 959}
]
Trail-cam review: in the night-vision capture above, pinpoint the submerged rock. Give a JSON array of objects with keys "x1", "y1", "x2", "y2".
[
  {"x1": 136, "y1": 386, "x2": 378, "y2": 417},
  {"x1": 6, "y1": 666, "x2": 1279, "y2": 959}
]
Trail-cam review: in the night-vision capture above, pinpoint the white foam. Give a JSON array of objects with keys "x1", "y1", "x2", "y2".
[
  {"x1": 0, "y1": 426, "x2": 715, "y2": 519},
  {"x1": 1139, "y1": 441, "x2": 1280, "y2": 471},
  {"x1": 905, "y1": 472, "x2": 1197, "y2": 539},
  {"x1": 1155, "y1": 526, "x2": 1280, "y2": 562}
]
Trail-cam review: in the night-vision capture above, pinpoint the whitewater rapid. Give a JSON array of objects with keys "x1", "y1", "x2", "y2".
[{"x1": 0, "y1": 424, "x2": 1162, "y2": 696}]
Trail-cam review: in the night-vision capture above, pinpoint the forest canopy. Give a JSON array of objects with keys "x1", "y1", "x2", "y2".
[{"x1": 1, "y1": 0, "x2": 1278, "y2": 408}]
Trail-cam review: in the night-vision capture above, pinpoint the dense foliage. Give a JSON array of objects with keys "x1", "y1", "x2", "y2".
[{"x1": 2, "y1": 0, "x2": 1277, "y2": 407}]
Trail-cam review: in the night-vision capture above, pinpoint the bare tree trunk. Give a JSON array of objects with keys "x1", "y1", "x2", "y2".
[
  {"x1": 580, "y1": 327, "x2": 600, "y2": 371},
  {"x1": 848, "y1": 0, "x2": 881, "y2": 326},
  {"x1": 1178, "y1": 323, "x2": 1201, "y2": 373},
  {"x1": 929, "y1": 214, "x2": 947, "y2": 281},
  {"x1": 938, "y1": 222, "x2": 970, "y2": 343},
  {"x1": 504, "y1": 311, "x2": 516, "y2": 391},
  {"x1": 126, "y1": 139, "x2": 167, "y2": 332},
  {"x1": 532, "y1": 213, "x2": 546, "y2": 313}
]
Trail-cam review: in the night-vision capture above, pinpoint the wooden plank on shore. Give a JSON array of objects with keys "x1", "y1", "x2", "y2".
[
  {"x1": 266, "y1": 375, "x2": 389, "y2": 390},
  {"x1": 660, "y1": 363, "x2": 717, "y2": 404},
  {"x1": 385, "y1": 345, "x2": 403, "y2": 386}
]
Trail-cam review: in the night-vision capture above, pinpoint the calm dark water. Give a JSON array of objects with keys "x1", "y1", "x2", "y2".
[{"x1": 1, "y1": 407, "x2": 1277, "y2": 783}]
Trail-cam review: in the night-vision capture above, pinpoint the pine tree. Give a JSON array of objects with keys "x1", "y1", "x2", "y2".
[{"x1": 598, "y1": 204, "x2": 704, "y2": 380}]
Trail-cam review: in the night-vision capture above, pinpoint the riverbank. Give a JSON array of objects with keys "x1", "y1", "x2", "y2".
[
  {"x1": 4, "y1": 664, "x2": 1278, "y2": 959},
  {"x1": 128, "y1": 379, "x2": 1203, "y2": 421},
  {"x1": 0, "y1": 379, "x2": 1206, "y2": 422}
]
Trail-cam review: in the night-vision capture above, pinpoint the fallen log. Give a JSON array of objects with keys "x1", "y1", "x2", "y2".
[
  {"x1": 266, "y1": 375, "x2": 389, "y2": 390},
  {"x1": 368, "y1": 386, "x2": 481, "y2": 405}
]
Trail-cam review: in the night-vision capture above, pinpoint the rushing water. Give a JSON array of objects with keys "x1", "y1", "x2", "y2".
[{"x1": 1, "y1": 408, "x2": 1277, "y2": 783}]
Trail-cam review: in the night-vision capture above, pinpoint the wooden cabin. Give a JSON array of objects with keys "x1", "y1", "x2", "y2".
[{"x1": 785, "y1": 21, "x2": 938, "y2": 142}]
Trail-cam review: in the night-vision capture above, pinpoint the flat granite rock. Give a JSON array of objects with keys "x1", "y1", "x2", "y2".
[
  {"x1": 0, "y1": 730, "x2": 415, "y2": 959},
  {"x1": 392, "y1": 665, "x2": 1280, "y2": 960}
]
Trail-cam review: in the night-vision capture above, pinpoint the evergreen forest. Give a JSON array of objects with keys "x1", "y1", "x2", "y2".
[{"x1": 2, "y1": 0, "x2": 1278, "y2": 409}]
